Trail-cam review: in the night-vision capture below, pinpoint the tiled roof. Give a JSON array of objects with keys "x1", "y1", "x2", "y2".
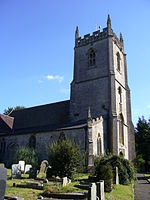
[
  {"x1": 0, "y1": 114, "x2": 14, "y2": 134},
  {"x1": 10, "y1": 100, "x2": 70, "y2": 134}
]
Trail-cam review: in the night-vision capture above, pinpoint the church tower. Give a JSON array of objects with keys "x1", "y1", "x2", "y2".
[{"x1": 70, "y1": 15, "x2": 135, "y2": 160}]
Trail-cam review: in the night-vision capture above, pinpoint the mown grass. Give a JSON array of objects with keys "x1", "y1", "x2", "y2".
[
  {"x1": 5, "y1": 169, "x2": 42, "y2": 200},
  {"x1": 6, "y1": 169, "x2": 134, "y2": 200},
  {"x1": 145, "y1": 174, "x2": 150, "y2": 182},
  {"x1": 105, "y1": 184, "x2": 134, "y2": 200}
]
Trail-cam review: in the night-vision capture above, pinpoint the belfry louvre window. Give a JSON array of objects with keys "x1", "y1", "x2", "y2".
[
  {"x1": 116, "y1": 52, "x2": 121, "y2": 71},
  {"x1": 89, "y1": 49, "x2": 96, "y2": 66}
]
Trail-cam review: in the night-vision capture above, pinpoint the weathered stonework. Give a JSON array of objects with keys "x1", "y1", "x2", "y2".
[{"x1": 0, "y1": 15, "x2": 135, "y2": 169}]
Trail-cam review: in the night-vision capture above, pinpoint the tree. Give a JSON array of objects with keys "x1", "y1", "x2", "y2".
[
  {"x1": 3, "y1": 106, "x2": 25, "y2": 115},
  {"x1": 14, "y1": 146, "x2": 39, "y2": 169},
  {"x1": 135, "y1": 116, "x2": 150, "y2": 171},
  {"x1": 47, "y1": 139, "x2": 81, "y2": 178}
]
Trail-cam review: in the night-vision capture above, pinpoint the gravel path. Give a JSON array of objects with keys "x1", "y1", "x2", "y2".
[{"x1": 134, "y1": 173, "x2": 150, "y2": 200}]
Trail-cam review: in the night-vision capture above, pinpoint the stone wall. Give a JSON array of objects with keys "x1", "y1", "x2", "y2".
[{"x1": 0, "y1": 128, "x2": 86, "y2": 167}]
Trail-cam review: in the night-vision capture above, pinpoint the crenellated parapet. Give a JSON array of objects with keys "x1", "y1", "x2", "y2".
[
  {"x1": 75, "y1": 28, "x2": 109, "y2": 47},
  {"x1": 75, "y1": 15, "x2": 124, "y2": 50}
]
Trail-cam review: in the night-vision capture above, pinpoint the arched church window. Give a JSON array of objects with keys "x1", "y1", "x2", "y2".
[
  {"x1": 59, "y1": 132, "x2": 66, "y2": 141},
  {"x1": 119, "y1": 114, "x2": 124, "y2": 145},
  {"x1": 116, "y1": 52, "x2": 121, "y2": 71},
  {"x1": 89, "y1": 49, "x2": 96, "y2": 66},
  {"x1": 97, "y1": 133, "x2": 102, "y2": 156},
  {"x1": 29, "y1": 135, "x2": 36, "y2": 149},
  {"x1": 118, "y1": 87, "x2": 122, "y2": 104}
]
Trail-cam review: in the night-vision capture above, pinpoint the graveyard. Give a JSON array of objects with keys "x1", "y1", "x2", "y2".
[{"x1": 0, "y1": 162, "x2": 134, "y2": 200}]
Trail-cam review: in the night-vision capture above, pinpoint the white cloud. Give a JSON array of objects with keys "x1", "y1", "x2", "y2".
[
  {"x1": 148, "y1": 105, "x2": 150, "y2": 108},
  {"x1": 45, "y1": 75, "x2": 64, "y2": 83}
]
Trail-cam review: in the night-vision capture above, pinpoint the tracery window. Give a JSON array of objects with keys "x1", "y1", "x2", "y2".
[
  {"x1": 29, "y1": 135, "x2": 36, "y2": 149},
  {"x1": 116, "y1": 52, "x2": 121, "y2": 71},
  {"x1": 119, "y1": 114, "x2": 124, "y2": 145},
  {"x1": 89, "y1": 49, "x2": 96, "y2": 66}
]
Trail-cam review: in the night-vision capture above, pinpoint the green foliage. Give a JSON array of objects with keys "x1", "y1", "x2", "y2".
[
  {"x1": 96, "y1": 163, "x2": 113, "y2": 192},
  {"x1": 14, "y1": 146, "x2": 39, "y2": 169},
  {"x1": 4, "y1": 106, "x2": 25, "y2": 115},
  {"x1": 136, "y1": 154, "x2": 145, "y2": 172},
  {"x1": 47, "y1": 139, "x2": 82, "y2": 178},
  {"x1": 135, "y1": 116, "x2": 150, "y2": 171},
  {"x1": 95, "y1": 155, "x2": 135, "y2": 186}
]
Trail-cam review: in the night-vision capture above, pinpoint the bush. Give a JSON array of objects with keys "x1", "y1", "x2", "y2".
[
  {"x1": 94, "y1": 155, "x2": 135, "y2": 186},
  {"x1": 14, "y1": 146, "x2": 39, "y2": 169},
  {"x1": 95, "y1": 163, "x2": 113, "y2": 192},
  {"x1": 47, "y1": 139, "x2": 81, "y2": 178}
]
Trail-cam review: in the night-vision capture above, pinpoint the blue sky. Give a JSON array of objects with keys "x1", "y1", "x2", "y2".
[{"x1": 0, "y1": 0, "x2": 150, "y2": 126}]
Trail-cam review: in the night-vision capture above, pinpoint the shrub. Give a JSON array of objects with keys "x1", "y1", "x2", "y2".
[
  {"x1": 14, "y1": 146, "x2": 39, "y2": 169},
  {"x1": 95, "y1": 163, "x2": 113, "y2": 192},
  {"x1": 94, "y1": 155, "x2": 135, "y2": 186},
  {"x1": 136, "y1": 154, "x2": 145, "y2": 172},
  {"x1": 47, "y1": 139, "x2": 81, "y2": 178}
]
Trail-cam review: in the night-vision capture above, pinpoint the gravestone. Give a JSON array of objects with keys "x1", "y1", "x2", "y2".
[
  {"x1": 29, "y1": 168, "x2": 37, "y2": 179},
  {"x1": 19, "y1": 161, "x2": 25, "y2": 173},
  {"x1": 0, "y1": 166, "x2": 7, "y2": 200},
  {"x1": 0, "y1": 163, "x2": 5, "y2": 168},
  {"x1": 116, "y1": 167, "x2": 119, "y2": 185},
  {"x1": 12, "y1": 164, "x2": 21, "y2": 179},
  {"x1": 89, "y1": 183, "x2": 96, "y2": 200},
  {"x1": 39, "y1": 160, "x2": 49, "y2": 174},
  {"x1": 24, "y1": 164, "x2": 32, "y2": 174},
  {"x1": 62, "y1": 177, "x2": 68, "y2": 187},
  {"x1": 96, "y1": 181, "x2": 105, "y2": 200}
]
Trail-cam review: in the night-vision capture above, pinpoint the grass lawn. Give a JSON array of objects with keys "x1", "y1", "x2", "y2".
[
  {"x1": 6, "y1": 169, "x2": 134, "y2": 200},
  {"x1": 105, "y1": 184, "x2": 134, "y2": 200},
  {"x1": 5, "y1": 169, "x2": 42, "y2": 200},
  {"x1": 145, "y1": 174, "x2": 150, "y2": 182}
]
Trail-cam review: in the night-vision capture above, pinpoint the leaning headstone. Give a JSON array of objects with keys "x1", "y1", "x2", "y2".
[
  {"x1": 116, "y1": 167, "x2": 119, "y2": 185},
  {"x1": 19, "y1": 161, "x2": 25, "y2": 173},
  {"x1": 96, "y1": 181, "x2": 105, "y2": 200},
  {"x1": 39, "y1": 160, "x2": 49, "y2": 174},
  {"x1": 24, "y1": 164, "x2": 32, "y2": 174},
  {"x1": 62, "y1": 177, "x2": 68, "y2": 187},
  {"x1": 0, "y1": 166, "x2": 7, "y2": 200},
  {"x1": 89, "y1": 183, "x2": 96, "y2": 200},
  {"x1": 12, "y1": 164, "x2": 21, "y2": 179}
]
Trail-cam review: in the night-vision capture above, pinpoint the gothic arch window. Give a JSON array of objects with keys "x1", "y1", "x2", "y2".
[
  {"x1": 59, "y1": 132, "x2": 66, "y2": 141},
  {"x1": 118, "y1": 86, "x2": 122, "y2": 104},
  {"x1": 88, "y1": 49, "x2": 96, "y2": 66},
  {"x1": 97, "y1": 133, "x2": 102, "y2": 156},
  {"x1": 29, "y1": 135, "x2": 36, "y2": 149},
  {"x1": 118, "y1": 114, "x2": 124, "y2": 145},
  {"x1": 116, "y1": 52, "x2": 121, "y2": 71}
]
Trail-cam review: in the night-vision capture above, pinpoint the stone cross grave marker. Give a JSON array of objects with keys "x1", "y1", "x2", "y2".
[
  {"x1": 24, "y1": 164, "x2": 32, "y2": 174},
  {"x1": 19, "y1": 161, "x2": 25, "y2": 173},
  {"x1": 0, "y1": 165, "x2": 7, "y2": 200},
  {"x1": 12, "y1": 164, "x2": 21, "y2": 179},
  {"x1": 116, "y1": 167, "x2": 119, "y2": 185}
]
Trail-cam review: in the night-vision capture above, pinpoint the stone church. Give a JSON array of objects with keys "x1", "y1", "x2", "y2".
[{"x1": 0, "y1": 15, "x2": 135, "y2": 169}]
